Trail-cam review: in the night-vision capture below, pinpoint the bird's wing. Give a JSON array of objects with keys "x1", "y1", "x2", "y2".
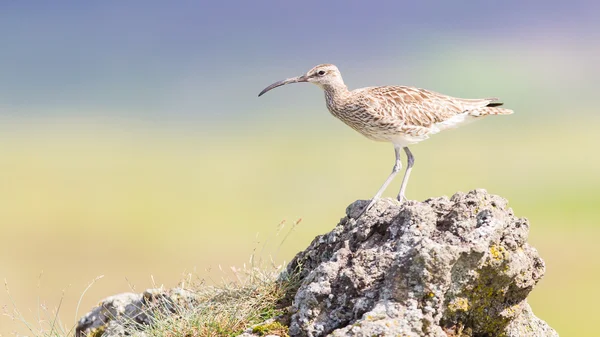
[{"x1": 358, "y1": 86, "x2": 497, "y2": 127}]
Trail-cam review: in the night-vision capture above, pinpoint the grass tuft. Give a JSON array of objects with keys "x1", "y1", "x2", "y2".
[{"x1": 135, "y1": 265, "x2": 299, "y2": 337}]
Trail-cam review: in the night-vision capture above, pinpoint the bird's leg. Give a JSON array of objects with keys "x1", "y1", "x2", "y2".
[
  {"x1": 397, "y1": 147, "x2": 415, "y2": 202},
  {"x1": 360, "y1": 146, "x2": 402, "y2": 216}
]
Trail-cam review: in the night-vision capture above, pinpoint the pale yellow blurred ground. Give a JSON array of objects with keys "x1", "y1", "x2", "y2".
[{"x1": 0, "y1": 113, "x2": 597, "y2": 336}]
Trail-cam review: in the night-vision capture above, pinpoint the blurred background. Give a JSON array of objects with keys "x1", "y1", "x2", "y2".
[{"x1": 0, "y1": 1, "x2": 598, "y2": 336}]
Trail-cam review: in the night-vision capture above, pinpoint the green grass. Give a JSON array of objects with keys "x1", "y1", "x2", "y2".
[{"x1": 138, "y1": 267, "x2": 296, "y2": 337}]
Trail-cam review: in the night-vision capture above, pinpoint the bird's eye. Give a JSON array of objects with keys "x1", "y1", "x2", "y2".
[{"x1": 317, "y1": 70, "x2": 326, "y2": 76}]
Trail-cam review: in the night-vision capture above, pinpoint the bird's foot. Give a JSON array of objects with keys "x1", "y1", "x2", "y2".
[{"x1": 397, "y1": 194, "x2": 408, "y2": 203}]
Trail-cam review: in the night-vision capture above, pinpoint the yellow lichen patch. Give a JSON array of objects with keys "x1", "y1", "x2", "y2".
[
  {"x1": 448, "y1": 297, "x2": 470, "y2": 312},
  {"x1": 488, "y1": 245, "x2": 508, "y2": 264},
  {"x1": 252, "y1": 321, "x2": 289, "y2": 337},
  {"x1": 500, "y1": 304, "x2": 521, "y2": 318},
  {"x1": 365, "y1": 313, "x2": 387, "y2": 321}
]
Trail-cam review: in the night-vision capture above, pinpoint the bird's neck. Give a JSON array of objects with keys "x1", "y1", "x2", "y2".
[
  {"x1": 323, "y1": 83, "x2": 349, "y2": 108},
  {"x1": 323, "y1": 82, "x2": 349, "y2": 96}
]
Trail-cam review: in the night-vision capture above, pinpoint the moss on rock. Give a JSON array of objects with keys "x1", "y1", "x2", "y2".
[{"x1": 252, "y1": 321, "x2": 289, "y2": 337}]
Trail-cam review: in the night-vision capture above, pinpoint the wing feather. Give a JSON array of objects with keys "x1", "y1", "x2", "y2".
[{"x1": 355, "y1": 86, "x2": 498, "y2": 128}]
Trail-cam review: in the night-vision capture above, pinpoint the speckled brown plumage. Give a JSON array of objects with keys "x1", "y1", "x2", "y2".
[
  {"x1": 258, "y1": 63, "x2": 514, "y2": 215},
  {"x1": 315, "y1": 65, "x2": 513, "y2": 145}
]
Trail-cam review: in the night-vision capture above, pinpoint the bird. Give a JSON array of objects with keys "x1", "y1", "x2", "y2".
[{"x1": 258, "y1": 64, "x2": 513, "y2": 215}]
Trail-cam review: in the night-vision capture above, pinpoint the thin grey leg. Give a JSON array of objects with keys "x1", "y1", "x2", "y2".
[
  {"x1": 359, "y1": 146, "x2": 402, "y2": 216},
  {"x1": 397, "y1": 147, "x2": 414, "y2": 202}
]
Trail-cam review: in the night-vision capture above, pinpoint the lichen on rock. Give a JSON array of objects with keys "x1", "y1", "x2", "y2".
[{"x1": 282, "y1": 189, "x2": 556, "y2": 337}]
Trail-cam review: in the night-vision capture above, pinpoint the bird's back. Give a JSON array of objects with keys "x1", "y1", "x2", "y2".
[{"x1": 326, "y1": 85, "x2": 512, "y2": 144}]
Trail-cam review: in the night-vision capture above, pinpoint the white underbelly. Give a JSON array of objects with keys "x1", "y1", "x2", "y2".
[
  {"x1": 390, "y1": 134, "x2": 430, "y2": 147},
  {"x1": 433, "y1": 113, "x2": 478, "y2": 132}
]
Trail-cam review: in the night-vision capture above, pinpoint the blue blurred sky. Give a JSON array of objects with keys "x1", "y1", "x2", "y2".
[{"x1": 1, "y1": 1, "x2": 598, "y2": 121}]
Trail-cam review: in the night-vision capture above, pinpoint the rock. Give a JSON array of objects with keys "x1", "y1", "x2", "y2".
[
  {"x1": 75, "y1": 189, "x2": 557, "y2": 337},
  {"x1": 75, "y1": 288, "x2": 198, "y2": 337},
  {"x1": 283, "y1": 189, "x2": 557, "y2": 337}
]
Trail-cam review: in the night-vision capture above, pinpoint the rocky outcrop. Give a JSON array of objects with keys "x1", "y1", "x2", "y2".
[
  {"x1": 75, "y1": 189, "x2": 557, "y2": 337},
  {"x1": 283, "y1": 189, "x2": 556, "y2": 337},
  {"x1": 75, "y1": 288, "x2": 198, "y2": 337}
]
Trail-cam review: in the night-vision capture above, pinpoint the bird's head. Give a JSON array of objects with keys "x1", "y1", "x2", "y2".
[{"x1": 258, "y1": 64, "x2": 345, "y2": 97}]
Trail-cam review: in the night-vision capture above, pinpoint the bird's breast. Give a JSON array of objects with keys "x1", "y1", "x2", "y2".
[{"x1": 325, "y1": 101, "x2": 401, "y2": 142}]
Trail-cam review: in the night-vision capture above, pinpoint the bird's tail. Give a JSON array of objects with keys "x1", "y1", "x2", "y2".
[
  {"x1": 471, "y1": 107, "x2": 514, "y2": 116},
  {"x1": 470, "y1": 99, "x2": 514, "y2": 116}
]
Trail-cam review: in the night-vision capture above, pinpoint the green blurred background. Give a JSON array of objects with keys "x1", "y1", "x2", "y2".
[{"x1": 0, "y1": 1, "x2": 598, "y2": 336}]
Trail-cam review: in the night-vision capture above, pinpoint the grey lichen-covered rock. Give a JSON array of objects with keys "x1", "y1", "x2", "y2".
[
  {"x1": 283, "y1": 189, "x2": 557, "y2": 337},
  {"x1": 75, "y1": 189, "x2": 557, "y2": 337},
  {"x1": 75, "y1": 288, "x2": 198, "y2": 337}
]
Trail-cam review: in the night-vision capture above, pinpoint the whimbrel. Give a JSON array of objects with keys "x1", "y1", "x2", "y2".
[{"x1": 258, "y1": 64, "x2": 513, "y2": 214}]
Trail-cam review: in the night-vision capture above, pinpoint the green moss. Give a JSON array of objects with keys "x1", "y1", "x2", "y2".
[
  {"x1": 252, "y1": 321, "x2": 289, "y2": 337},
  {"x1": 86, "y1": 325, "x2": 106, "y2": 337}
]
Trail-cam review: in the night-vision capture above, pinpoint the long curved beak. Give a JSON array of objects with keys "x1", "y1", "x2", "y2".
[{"x1": 258, "y1": 75, "x2": 308, "y2": 97}]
